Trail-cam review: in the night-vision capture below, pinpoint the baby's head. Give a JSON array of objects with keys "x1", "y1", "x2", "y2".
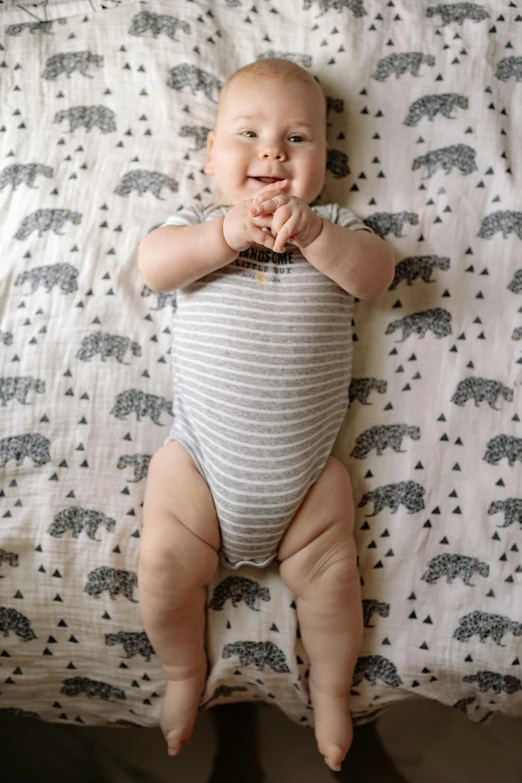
[{"x1": 204, "y1": 59, "x2": 328, "y2": 207}]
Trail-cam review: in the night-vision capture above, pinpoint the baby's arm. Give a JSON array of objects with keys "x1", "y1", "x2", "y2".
[
  {"x1": 138, "y1": 218, "x2": 238, "y2": 293},
  {"x1": 302, "y1": 220, "x2": 395, "y2": 300},
  {"x1": 250, "y1": 183, "x2": 395, "y2": 300},
  {"x1": 138, "y1": 199, "x2": 278, "y2": 293}
]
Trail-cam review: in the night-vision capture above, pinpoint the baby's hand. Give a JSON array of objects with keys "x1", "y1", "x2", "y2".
[
  {"x1": 250, "y1": 185, "x2": 322, "y2": 253},
  {"x1": 223, "y1": 199, "x2": 277, "y2": 253}
]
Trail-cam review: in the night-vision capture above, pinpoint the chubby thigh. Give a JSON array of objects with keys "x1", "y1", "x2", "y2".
[
  {"x1": 277, "y1": 456, "x2": 357, "y2": 594},
  {"x1": 140, "y1": 440, "x2": 221, "y2": 582},
  {"x1": 140, "y1": 442, "x2": 356, "y2": 590}
]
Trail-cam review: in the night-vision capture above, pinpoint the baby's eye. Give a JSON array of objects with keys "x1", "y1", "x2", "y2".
[
  {"x1": 289, "y1": 134, "x2": 305, "y2": 143},
  {"x1": 241, "y1": 130, "x2": 257, "y2": 138}
]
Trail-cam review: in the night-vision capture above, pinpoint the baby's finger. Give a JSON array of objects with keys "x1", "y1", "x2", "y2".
[
  {"x1": 251, "y1": 214, "x2": 273, "y2": 228},
  {"x1": 254, "y1": 227, "x2": 275, "y2": 249},
  {"x1": 251, "y1": 179, "x2": 288, "y2": 202},
  {"x1": 250, "y1": 195, "x2": 289, "y2": 216},
  {"x1": 273, "y1": 214, "x2": 299, "y2": 253}
]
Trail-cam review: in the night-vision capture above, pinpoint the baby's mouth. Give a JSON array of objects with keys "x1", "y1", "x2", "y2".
[{"x1": 251, "y1": 177, "x2": 285, "y2": 184}]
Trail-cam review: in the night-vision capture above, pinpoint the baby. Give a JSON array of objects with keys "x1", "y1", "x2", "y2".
[{"x1": 137, "y1": 58, "x2": 395, "y2": 772}]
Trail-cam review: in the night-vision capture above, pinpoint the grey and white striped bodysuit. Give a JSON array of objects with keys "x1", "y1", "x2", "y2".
[{"x1": 161, "y1": 203, "x2": 374, "y2": 570}]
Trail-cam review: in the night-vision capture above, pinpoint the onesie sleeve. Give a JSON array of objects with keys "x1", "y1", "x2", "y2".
[
  {"x1": 313, "y1": 203, "x2": 375, "y2": 234},
  {"x1": 160, "y1": 204, "x2": 228, "y2": 228},
  {"x1": 160, "y1": 204, "x2": 207, "y2": 228}
]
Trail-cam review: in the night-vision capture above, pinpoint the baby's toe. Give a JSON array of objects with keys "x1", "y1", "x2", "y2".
[
  {"x1": 166, "y1": 729, "x2": 190, "y2": 757},
  {"x1": 319, "y1": 742, "x2": 345, "y2": 772}
]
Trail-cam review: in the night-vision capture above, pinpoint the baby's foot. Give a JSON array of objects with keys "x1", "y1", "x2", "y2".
[
  {"x1": 309, "y1": 678, "x2": 353, "y2": 772},
  {"x1": 160, "y1": 665, "x2": 207, "y2": 757}
]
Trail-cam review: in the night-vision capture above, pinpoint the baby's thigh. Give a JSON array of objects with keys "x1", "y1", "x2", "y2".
[
  {"x1": 142, "y1": 440, "x2": 221, "y2": 557},
  {"x1": 277, "y1": 456, "x2": 357, "y2": 592}
]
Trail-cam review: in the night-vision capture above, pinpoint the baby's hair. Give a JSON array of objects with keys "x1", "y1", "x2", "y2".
[{"x1": 215, "y1": 58, "x2": 327, "y2": 128}]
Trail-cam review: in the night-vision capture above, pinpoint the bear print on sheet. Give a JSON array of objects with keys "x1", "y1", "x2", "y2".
[
  {"x1": 363, "y1": 211, "x2": 418, "y2": 237},
  {"x1": 0, "y1": 549, "x2": 19, "y2": 571},
  {"x1": 350, "y1": 424, "x2": 420, "y2": 459},
  {"x1": 508, "y1": 270, "x2": 522, "y2": 293},
  {"x1": 128, "y1": 10, "x2": 191, "y2": 41},
  {"x1": 14, "y1": 263, "x2": 78, "y2": 293},
  {"x1": 412, "y1": 143, "x2": 478, "y2": 179},
  {"x1": 358, "y1": 480, "x2": 425, "y2": 516},
  {"x1": 0, "y1": 607, "x2": 37, "y2": 641},
  {"x1": 388, "y1": 255, "x2": 450, "y2": 289},
  {"x1": 362, "y1": 600, "x2": 390, "y2": 628},
  {"x1": 303, "y1": 0, "x2": 367, "y2": 18},
  {"x1": 425, "y1": 4, "x2": 490, "y2": 26},
  {"x1": 76, "y1": 333, "x2": 141, "y2": 364},
  {"x1": 478, "y1": 211, "x2": 522, "y2": 239},
  {"x1": 110, "y1": 390, "x2": 173, "y2": 425},
  {"x1": 483, "y1": 435, "x2": 522, "y2": 467},
  {"x1": 451, "y1": 377, "x2": 514, "y2": 409},
  {"x1": 6, "y1": 20, "x2": 57, "y2": 36},
  {"x1": 105, "y1": 632, "x2": 155, "y2": 661},
  {"x1": 167, "y1": 63, "x2": 222, "y2": 102},
  {"x1": 326, "y1": 148, "x2": 350, "y2": 178},
  {"x1": 48, "y1": 507, "x2": 116, "y2": 541},
  {"x1": 114, "y1": 170, "x2": 179, "y2": 200},
  {"x1": 373, "y1": 52, "x2": 436, "y2": 80},
  {"x1": 222, "y1": 641, "x2": 291, "y2": 673},
  {"x1": 14, "y1": 211, "x2": 82, "y2": 240},
  {"x1": 0, "y1": 163, "x2": 53, "y2": 192},
  {"x1": 352, "y1": 656, "x2": 403, "y2": 688},
  {"x1": 0, "y1": 377, "x2": 45, "y2": 406},
  {"x1": 421, "y1": 554, "x2": 490, "y2": 586},
  {"x1": 41, "y1": 51, "x2": 104, "y2": 80},
  {"x1": 349, "y1": 378, "x2": 387, "y2": 405},
  {"x1": 487, "y1": 499, "x2": 522, "y2": 529},
  {"x1": 463, "y1": 672, "x2": 522, "y2": 695},
  {"x1": 453, "y1": 611, "x2": 522, "y2": 646},
  {"x1": 0, "y1": 434, "x2": 51, "y2": 467},
  {"x1": 496, "y1": 56, "x2": 522, "y2": 82},
  {"x1": 208, "y1": 576, "x2": 271, "y2": 612},
  {"x1": 180, "y1": 125, "x2": 212, "y2": 151},
  {"x1": 61, "y1": 677, "x2": 126, "y2": 701},
  {"x1": 385, "y1": 308, "x2": 452, "y2": 341},
  {"x1": 84, "y1": 567, "x2": 138, "y2": 602},
  {"x1": 117, "y1": 454, "x2": 151, "y2": 482},
  {"x1": 404, "y1": 93, "x2": 469, "y2": 126},
  {"x1": 0, "y1": 0, "x2": 521, "y2": 731},
  {"x1": 53, "y1": 106, "x2": 117, "y2": 134}
]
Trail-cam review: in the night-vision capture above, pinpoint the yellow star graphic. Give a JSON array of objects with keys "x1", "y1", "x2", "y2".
[{"x1": 256, "y1": 273, "x2": 269, "y2": 285}]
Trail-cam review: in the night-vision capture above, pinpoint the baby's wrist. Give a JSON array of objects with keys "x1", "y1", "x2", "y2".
[
  {"x1": 304, "y1": 213, "x2": 324, "y2": 249},
  {"x1": 221, "y1": 214, "x2": 242, "y2": 256}
]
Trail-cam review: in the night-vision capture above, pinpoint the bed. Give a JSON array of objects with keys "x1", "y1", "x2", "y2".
[{"x1": 1, "y1": 0, "x2": 521, "y2": 734}]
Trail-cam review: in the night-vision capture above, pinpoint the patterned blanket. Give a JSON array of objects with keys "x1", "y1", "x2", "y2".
[{"x1": 0, "y1": 0, "x2": 521, "y2": 730}]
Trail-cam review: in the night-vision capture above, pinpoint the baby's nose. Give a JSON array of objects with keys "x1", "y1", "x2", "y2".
[{"x1": 260, "y1": 147, "x2": 286, "y2": 161}]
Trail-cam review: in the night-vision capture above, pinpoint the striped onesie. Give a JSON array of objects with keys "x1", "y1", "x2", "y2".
[{"x1": 161, "y1": 203, "x2": 374, "y2": 570}]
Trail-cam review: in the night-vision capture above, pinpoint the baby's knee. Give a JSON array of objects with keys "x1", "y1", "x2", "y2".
[
  {"x1": 140, "y1": 512, "x2": 219, "y2": 590},
  {"x1": 279, "y1": 519, "x2": 357, "y2": 599}
]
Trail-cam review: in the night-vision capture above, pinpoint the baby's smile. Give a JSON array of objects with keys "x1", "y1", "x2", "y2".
[{"x1": 249, "y1": 176, "x2": 286, "y2": 184}]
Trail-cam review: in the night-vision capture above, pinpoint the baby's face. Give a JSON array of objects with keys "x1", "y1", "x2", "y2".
[{"x1": 205, "y1": 75, "x2": 328, "y2": 206}]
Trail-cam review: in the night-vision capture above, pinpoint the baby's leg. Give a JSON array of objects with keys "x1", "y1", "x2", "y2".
[
  {"x1": 138, "y1": 440, "x2": 221, "y2": 756},
  {"x1": 277, "y1": 456, "x2": 363, "y2": 773}
]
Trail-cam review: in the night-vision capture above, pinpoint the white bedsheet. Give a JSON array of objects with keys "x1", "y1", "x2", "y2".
[{"x1": 0, "y1": 0, "x2": 521, "y2": 730}]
